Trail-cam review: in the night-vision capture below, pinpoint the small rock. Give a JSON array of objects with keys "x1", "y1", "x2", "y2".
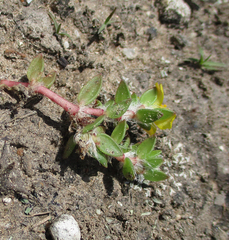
[
  {"x1": 57, "y1": 57, "x2": 69, "y2": 68},
  {"x1": 74, "y1": 29, "x2": 81, "y2": 39},
  {"x1": 106, "y1": 217, "x2": 114, "y2": 224},
  {"x1": 96, "y1": 209, "x2": 102, "y2": 215},
  {"x1": 170, "y1": 34, "x2": 187, "y2": 49},
  {"x1": 21, "y1": 0, "x2": 34, "y2": 6},
  {"x1": 18, "y1": 9, "x2": 61, "y2": 54},
  {"x1": 50, "y1": 214, "x2": 81, "y2": 240},
  {"x1": 214, "y1": 192, "x2": 226, "y2": 206},
  {"x1": 50, "y1": 0, "x2": 75, "y2": 19},
  {"x1": 22, "y1": 154, "x2": 34, "y2": 177},
  {"x1": 212, "y1": 76, "x2": 224, "y2": 86},
  {"x1": 63, "y1": 40, "x2": 70, "y2": 49},
  {"x1": 146, "y1": 27, "x2": 157, "y2": 41},
  {"x1": 156, "y1": 0, "x2": 191, "y2": 28},
  {"x1": 122, "y1": 48, "x2": 138, "y2": 60},
  {"x1": 2, "y1": 197, "x2": 12, "y2": 205}
]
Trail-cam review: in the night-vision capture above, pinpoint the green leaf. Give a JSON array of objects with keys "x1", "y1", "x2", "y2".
[
  {"x1": 27, "y1": 54, "x2": 44, "y2": 82},
  {"x1": 137, "y1": 137, "x2": 156, "y2": 159},
  {"x1": 95, "y1": 100, "x2": 103, "y2": 107},
  {"x1": 63, "y1": 135, "x2": 76, "y2": 159},
  {"x1": 77, "y1": 75, "x2": 102, "y2": 106},
  {"x1": 98, "y1": 8, "x2": 116, "y2": 34},
  {"x1": 202, "y1": 61, "x2": 226, "y2": 70},
  {"x1": 203, "y1": 54, "x2": 211, "y2": 63},
  {"x1": 48, "y1": 12, "x2": 59, "y2": 33},
  {"x1": 94, "y1": 133, "x2": 123, "y2": 157},
  {"x1": 153, "y1": 108, "x2": 176, "y2": 130},
  {"x1": 140, "y1": 88, "x2": 157, "y2": 107},
  {"x1": 186, "y1": 57, "x2": 199, "y2": 63},
  {"x1": 122, "y1": 157, "x2": 135, "y2": 181},
  {"x1": 39, "y1": 71, "x2": 56, "y2": 88},
  {"x1": 104, "y1": 99, "x2": 114, "y2": 108},
  {"x1": 91, "y1": 148, "x2": 108, "y2": 168},
  {"x1": 106, "y1": 98, "x2": 132, "y2": 119},
  {"x1": 199, "y1": 47, "x2": 204, "y2": 64},
  {"x1": 24, "y1": 207, "x2": 33, "y2": 215},
  {"x1": 144, "y1": 169, "x2": 168, "y2": 182},
  {"x1": 82, "y1": 115, "x2": 105, "y2": 134},
  {"x1": 93, "y1": 126, "x2": 105, "y2": 134},
  {"x1": 111, "y1": 120, "x2": 128, "y2": 144},
  {"x1": 131, "y1": 143, "x2": 139, "y2": 152},
  {"x1": 120, "y1": 136, "x2": 131, "y2": 151},
  {"x1": 144, "y1": 157, "x2": 164, "y2": 169},
  {"x1": 57, "y1": 23, "x2": 61, "y2": 34},
  {"x1": 136, "y1": 109, "x2": 163, "y2": 123},
  {"x1": 59, "y1": 32, "x2": 72, "y2": 40},
  {"x1": 20, "y1": 198, "x2": 30, "y2": 204},
  {"x1": 115, "y1": 80, "x2": 131, "y2": 103},
  {"x1": 138, "y1": 122, "x2": 151, "y2": 131},
  {"x1": 145, "y1": 150, "x2": 162, "y2": 160},
  {"x1": 131, "y1": 92, "x2": 139, "y2": 105}
]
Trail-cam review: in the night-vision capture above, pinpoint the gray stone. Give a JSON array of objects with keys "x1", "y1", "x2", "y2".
[
  {"x1": 50, "y1": 214, "x2": 81, "y2": 240},
  {"x1": 122, "y1": 48, "x2": 138, "y2": 60},
  {"x1": 17, "y1": 9, "x2": 61, "y2": 53},
  {"x1": 214, "y1": 192, "x2": 226, "y2": 206},
  {"x1": 156, "y1": 0, "x2": 191, "y2": 28},
  {"x1": 170, "y1": 34, "x2": 188, "y2": 49},
  {"x1": 146, "y1": 27, "x2": 157, "y2": 41}
]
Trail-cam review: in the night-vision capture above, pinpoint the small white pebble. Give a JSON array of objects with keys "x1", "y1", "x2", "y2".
[
  {"x1": 219, "y1": 145, "x2": 225, "y2": 151},
  {"x1": 176, "y1": 214, "x2": 182, "y2": 220},
  {"x1": 122, "y1": 48, "x2": 138, "y2": 60},
  {"x1": 117, "y1": 201, "x2": 123, "y2": 207},
  {"x1": 170, "y1": 188, "x2": 176, "y2": 196},
  {"x1": 174, "y1": 99, "x2": 181, "y2": 104},
  {"x1": 96, "y1": 209, "x2": 102, "y2": 215},
  {"x1": 129, "y1": 210, "x2": 134, "y2": 215},
  {"x1": 74, "y1": 29, "x2": 80, "y2": 39},
  {"x1": 63, "y1": 40, "x2": 70, "y2": 49},
  {"x1": 141, "y1": 212, "x2": 151, "y2": 216},
  {"x1": 106, "y1": 217, "x2": 114, "y2": 224},
  {"x1": 50, "y1": 214, "x2": 81, "y2": 240},
  {"x1": 18, "y1": 41, "x2": 24, "y2": 46},
  {"x1": 145, "y1": 189, "x2": 151, "y2": 198},
  {"x1": 2, "y1": 197, "x2": 12, "y2": 205}
]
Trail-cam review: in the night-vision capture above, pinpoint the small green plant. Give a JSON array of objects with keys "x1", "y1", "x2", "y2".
[
  {"x1": 48, "y1": 12, "x2": 72, "y2": 39},
  {"x1": 0, "y1": 55, "x2": 176, "y2": 182},
  {"x1": 98, "y1": 8, "x2": 117, "y2": 34},
  {"x1": 186, "y1": 47, "x2": 226, "y2": 71}
]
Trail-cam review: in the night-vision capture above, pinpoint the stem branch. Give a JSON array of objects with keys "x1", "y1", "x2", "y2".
[{"x1": 0, "y1": 80, "x2": 104, "y2": 117}]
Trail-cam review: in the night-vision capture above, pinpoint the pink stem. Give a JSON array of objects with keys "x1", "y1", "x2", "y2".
[
  {"x1": 0, "y1": 79, "x2": 29, "y2": 88},
  {"x1": 0, "y1": 80, "x2": 104, "y2": 117},
  {"x1": 115, "y1": 155, "x2": 138, "y2": 165},
  {"x1": 35, "y1": 85, "x2": 80, "y2": 115},
  {"x1": 82, "y1": 107, "x2": 104, "y2": 116},
  {"x1": 115, "y1": 155, "x2": 125, "y2": 162}
]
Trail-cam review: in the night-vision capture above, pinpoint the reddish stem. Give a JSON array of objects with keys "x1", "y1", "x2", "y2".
[
  {"x1": 0, "y1": 80, "x2": 104, "y2": 116},
  {"x1": 0, "y1": 80, "x2": 29, "y2": 88},
  {"x1": 35, "y1": 85, "x2": 80, "y2": 115},
  {"x1": 115, "y1": 155, "x2": 138, "y2": 165}
]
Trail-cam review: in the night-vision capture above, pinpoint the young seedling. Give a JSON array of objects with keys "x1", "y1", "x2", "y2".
[
  {"x1": 48, "y1": 12, "x2": 72, "y2": 39},
  {"x1": 186, "y1": 47, "x2": 226, "y2": 71},
  {"x1": 98, "y1": 8, "x2": 117, "y2": 34},
  {"x1": 0, "y1": 55, "x2": 176, "y2": 182}
]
